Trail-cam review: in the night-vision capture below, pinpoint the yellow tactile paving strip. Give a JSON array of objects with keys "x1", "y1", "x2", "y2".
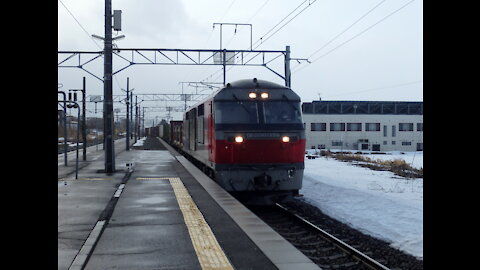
[
  {"x1": 59, "y1": 177, "x2": 112, "y2": 181},
  {"x1": 136, "y1": 177, "x2": 177, "y2": 181},
  {"x1": 169, "y1": 177, "x2": 234, "y2": 270}
]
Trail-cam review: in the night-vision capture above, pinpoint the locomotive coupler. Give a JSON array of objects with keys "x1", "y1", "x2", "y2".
[{"x1": 253, "y1": 173, "x2": 272, "y2": 188}]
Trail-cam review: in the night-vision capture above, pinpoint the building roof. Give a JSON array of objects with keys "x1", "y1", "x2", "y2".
[{"x1": 302, "y1": 100, "x2": 423, "y2": 115}]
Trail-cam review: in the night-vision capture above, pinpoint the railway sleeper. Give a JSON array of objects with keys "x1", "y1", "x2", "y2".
[
  {"x1": 317, "y1": 261, "x2": 361, "y2": 269},
  {"x1": 322, "y1": 253, "x2": 348, "y2": 261},
  {"x1": 317, "y1": 246, "x2": 336, "y2": 252},
  {"x1": 295, "y1": 240, "x2": 328, "y2": 247},
  {"x1": 279, "y1": 230, "x2": 309, "y2": 237}
]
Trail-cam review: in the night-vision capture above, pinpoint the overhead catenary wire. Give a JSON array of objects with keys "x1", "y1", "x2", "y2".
[
  {"x1": 303, "y1": 0, "x2": 387, "y2": 64},
  {"x1": 192, "y1": 0, "x2": 239, "y2": 84},
  {"x1": 200, "y1": 0, "x2": 237, "y2": 49},
  {"x1": 293, "y1": 0, "x2": 417, "y2": 74},
  {"x1": 322, "y1": 80, "x2": 423, "y2": 99},
  {"x1": 58, "y1": 0, "x2": 103, "y2": 50},
  {"x1": 201, "y1": 0, "x2": 319, "y2": 83},
  {"x1": 216, "y1": 0, "x2": 318, "y2": 80},
  {"x1": 254, "y1": 0, "x2": 317, "y2": 49},
  {"x1": 224, "y1": 0, "x2": 271, "y2": 49}
]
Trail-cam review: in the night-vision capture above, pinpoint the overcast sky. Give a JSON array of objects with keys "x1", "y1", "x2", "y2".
[{"x1": 58, "y1": 0, "x2": 423, "y2": 122}]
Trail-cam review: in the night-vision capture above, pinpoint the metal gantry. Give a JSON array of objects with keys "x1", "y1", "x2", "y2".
[{"x1": 58, "y1": 47, "x2": 292, "y2": 86}]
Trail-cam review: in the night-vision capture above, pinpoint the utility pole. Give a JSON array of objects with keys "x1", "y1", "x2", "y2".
[
  {"x1": 142, "y1": 107, "x2": 146, "y2": 137},
  {"x1": 126, "y1": 77, "x2": 130, "y2": 151},
  {"x1": 135, "y1": 96, "x2": 138, "y2": 142},
  {"x1": 285, "y1": 45, "x2": 291, "y2": 88},
  {"x1": 82, "y1": 77, "x2": 87, "y2": 161},
  {"x1": 104, "y1": 0, "x2": 115, "y2": 173},
  {"x1": 130, "y1": 92, "x2": 133, "y2": 141},
  {"x1": 223, "y1": 49, "x2": 226, "y2": 85}
]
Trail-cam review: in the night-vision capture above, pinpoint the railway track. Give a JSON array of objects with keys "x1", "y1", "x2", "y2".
[
  {"x1": 162, "y1": 137, "x2": 422, "y2": 269},
  {"x1": 249, "y1": 203, "x2": 389, "y2": 270}
]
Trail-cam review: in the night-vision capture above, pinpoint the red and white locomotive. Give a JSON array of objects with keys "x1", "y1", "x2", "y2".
[{"x1": 174, "y1": 78, "x2": 305, "y2": 203}]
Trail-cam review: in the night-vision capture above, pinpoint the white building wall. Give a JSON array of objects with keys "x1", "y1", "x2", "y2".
[{"x1": 303, "y1": 114, "x2": 423, "y2": 152}]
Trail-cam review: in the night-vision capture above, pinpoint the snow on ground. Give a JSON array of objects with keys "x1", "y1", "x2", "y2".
[
  {"x1": 300, "y1": 152, "x2": 423, "y2": 259},
  {"x1": 132, "y1": 137, "x2": 146, "y2": 147}
]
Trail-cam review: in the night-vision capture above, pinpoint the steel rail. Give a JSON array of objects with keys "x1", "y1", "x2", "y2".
[{"x1": 275, "y1": 203, "x2": 390, "y2": 270}]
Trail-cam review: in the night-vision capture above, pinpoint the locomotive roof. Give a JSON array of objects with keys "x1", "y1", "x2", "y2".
[
  {"x1": 214, "y1": 78, "x2": 300, "y2": 101},
  {"x1": 225, "y1": 78, "x2": 288, "y2": 89},
  {"x1": 186, "y1": 78, "x2": 300, "y2": 110}
]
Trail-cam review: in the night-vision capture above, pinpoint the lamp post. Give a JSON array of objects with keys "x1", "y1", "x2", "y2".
[
  {"x1": 63, "y1": 100, "x2": 81, "y2": 179},
  {"x1": 69, "y1": 79, "x2": 86, "y2": 161},
  {"x1": 58, "y1": 91, "x2": 68, "y2": 166}
]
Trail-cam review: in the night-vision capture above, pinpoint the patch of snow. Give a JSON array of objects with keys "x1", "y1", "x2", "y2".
[
  {"x1": 133, "y1": 137, "x2": 146, "y2": 146},
  {"x1": 300, "y1": 153, "x2": 423, "y2": 259}
]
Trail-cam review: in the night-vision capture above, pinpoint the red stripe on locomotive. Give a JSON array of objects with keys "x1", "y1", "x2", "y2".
[{"x1": 213, "y1": 139, "x2": 305, "y2": 164}]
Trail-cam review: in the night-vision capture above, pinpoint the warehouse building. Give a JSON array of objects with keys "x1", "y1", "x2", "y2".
[{"x1": 301, "y1": 100, "x2": 423, "y2": 152}]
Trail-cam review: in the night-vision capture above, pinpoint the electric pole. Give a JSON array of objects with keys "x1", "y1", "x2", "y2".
[
  {"x1": 104, "y1": 0, "x2": 115, "y2": 173},
  {"x1": 82, "y1": 77, "x2": 87, "y2": 161},
  {"x1": 126, "y1": 77, "x2": 130, "y2": 151}
]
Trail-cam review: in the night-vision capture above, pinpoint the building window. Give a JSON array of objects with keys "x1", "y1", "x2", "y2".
[
  {"x1": 347, "y1": 123, "x2": 362, "y2": 131},
  {"x1": 383, "y1": 141, "x2": 387, "y2": 145},
  {"x1": 330, "y1": 123, "x2": 345, "y2": 131},
  {"x1": 402, "y1": 141, "x2": 412, "y2": 146},
  {"x1": 417, "y1": 123, "x2": 423, "y2": 131},
  {"x1": 399, "y1": 123, "x2": 414, "y2": 131},
  {"x1": 318, "y1": 144, "x2": 326, "y2": 149},
  {"x1": 392, "y1": 125, "x2": 396, "y2": 137},
  {"x1": 311, "y1": 123, "x2": 326, "y2": 131},
  {"x1": 417, "y1": 143, "x2": 423, "y2": 151},
  {"x1": 332, "y1": 141, "x2": 343, "y2": 146},
  {"x1": 383, "y1": 125, "x2": 387, "y2": 137},
  {"x1": 392, "y1": 141, "x2": 396, "y2": 145},
  {"x1": 366, "y1": 123, "x2": 380, "y2": 131}
]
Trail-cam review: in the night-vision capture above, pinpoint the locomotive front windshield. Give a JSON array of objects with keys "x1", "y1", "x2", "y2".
[
  {"x1": 262, "y1": 101, "x2": 302, "y2": 124},
  {"x1": 215, "y1": 101, "x2": 259, "y2": 124},
  {"x1": 215, "y1": 100, "x2": 302, "y2": 124}
]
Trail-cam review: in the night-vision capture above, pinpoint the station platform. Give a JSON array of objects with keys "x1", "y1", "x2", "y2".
[{"x1": 58, "y1": 137, "x2": 320, "y2": 270}]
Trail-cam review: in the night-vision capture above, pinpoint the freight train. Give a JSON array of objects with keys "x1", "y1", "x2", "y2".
[{"x1": 154, "y1": 78, "x2": 306, "y2": 204}]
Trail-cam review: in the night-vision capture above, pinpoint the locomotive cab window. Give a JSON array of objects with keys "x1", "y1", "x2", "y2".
[
  {"x1": 263, "y1": 101, "x2": 302, "y2": 124},
  {"x1": 214, "y1": 101, "x2": 259, "y2": 124}
]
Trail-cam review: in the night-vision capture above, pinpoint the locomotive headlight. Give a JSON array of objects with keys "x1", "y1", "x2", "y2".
[
  {"x1": 235, "y1": 136, "x2": 244, "y2": 143},
  {"x1": 248, "y1": 92, "x2": 257, "y2": 99},
  {"x1": 281, "y1": 136, "x2": 290, "y2": 143},
  {"x1": 260, "y1": 92, "x2": 269, "y2": 99}
]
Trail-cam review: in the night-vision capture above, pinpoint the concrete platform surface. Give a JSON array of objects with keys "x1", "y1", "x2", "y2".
[{"x1": 58, "y1": 137, "x2": 320, "y2": 270}]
